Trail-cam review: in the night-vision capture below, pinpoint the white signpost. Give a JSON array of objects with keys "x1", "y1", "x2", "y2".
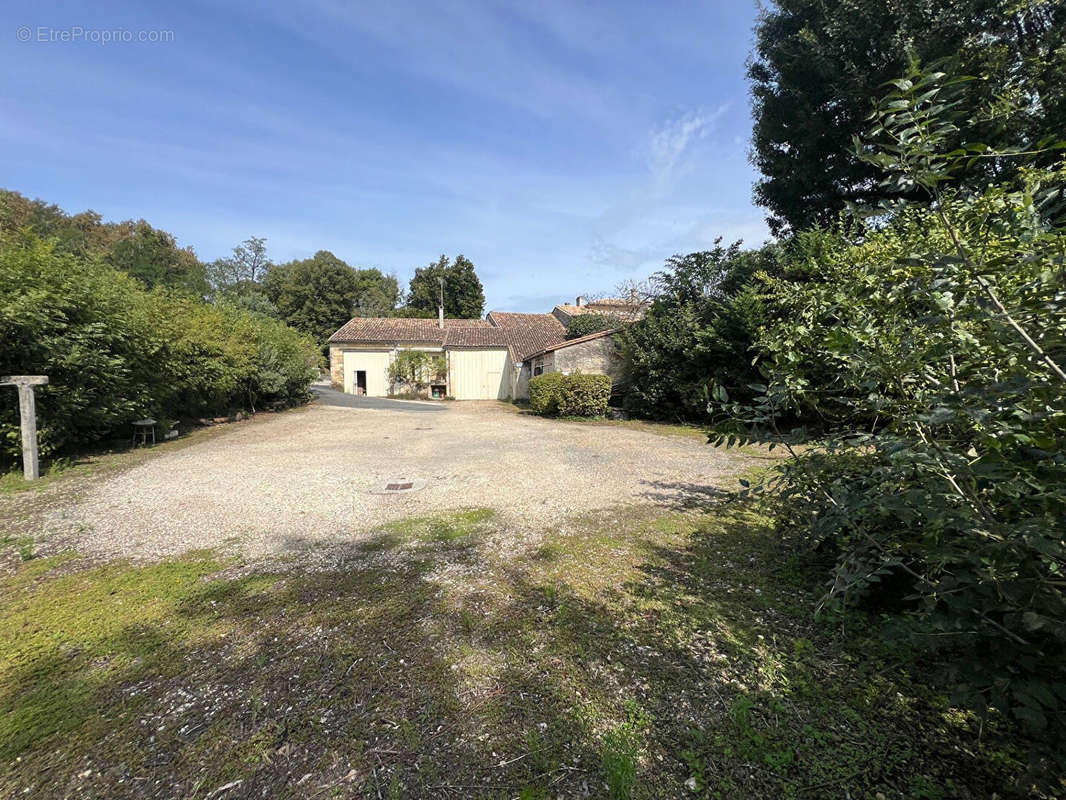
[{"x1": 0, "y1": 375, "x2": 48, "y2": 480}]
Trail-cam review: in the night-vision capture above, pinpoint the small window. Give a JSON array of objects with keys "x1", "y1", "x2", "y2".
[{"x1": 533, "y1": 364, "x2": 543, "y2": 376}]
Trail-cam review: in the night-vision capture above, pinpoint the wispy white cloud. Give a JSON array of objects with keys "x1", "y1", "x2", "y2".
[{"x1": 648, "y1": 106, "x2": 728, "y2": 193}]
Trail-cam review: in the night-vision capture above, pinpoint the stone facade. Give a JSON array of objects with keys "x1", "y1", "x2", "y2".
[
  {"x1": 328, "y1": 345, "x2": 344, "y2": 388},
  {"x1": 515, "y1": 333, "x2": 622, "y2": 400},
  {"x1": 552, "y1": 334, "x2": 622, "y2": 382}
]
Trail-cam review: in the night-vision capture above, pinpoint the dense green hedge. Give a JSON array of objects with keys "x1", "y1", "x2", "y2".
[
  {"x1": 529, "y1": 372, "x2": 611, "y2": 417},
  {"x1": 0, "y1": 231, "x2": 320, "y2": 466},
  {"x1": 528, "y1": 372, "x2": 564, "y2": 415}
]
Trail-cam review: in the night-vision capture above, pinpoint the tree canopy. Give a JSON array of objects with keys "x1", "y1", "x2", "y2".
[
  {"x1": 748, "y1": 0, "x2": 1066, "y2": 234},
  {"x1": 207, "y1": 236, "x2": 272, "y2": 292},
  {"x1": 406, "y1": 254, "x2": 485, "y2": 319},
  {"x1": 108, "y1": 221, "x2": 208, "y2": 295},
  {"x1": 0, "y1": 189, "x2": 207, "y2": 294},
  {"x1": 620, "y1": 243, "x2": 779, "y2": 421},
  {"x1": 564, "y1": 313, "x2": 620, "y2": 340},
  {"x1": 264, "y1": 250, "x2": 399, "y2": 346}
]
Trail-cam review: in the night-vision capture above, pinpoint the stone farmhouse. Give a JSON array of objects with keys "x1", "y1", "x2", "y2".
[{"x1": 327, "y1": 297, "x2": 642, "y2": 400}]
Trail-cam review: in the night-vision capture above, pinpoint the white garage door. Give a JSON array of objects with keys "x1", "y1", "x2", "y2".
[
  {"x1": 343, "y1": 350, "x2": 392, "y2": 397},
  {"x1": 449, "y1": 349, "x2": 511, "y2": 400}
]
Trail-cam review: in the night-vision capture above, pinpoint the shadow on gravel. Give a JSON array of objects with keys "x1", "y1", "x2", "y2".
[
  {"x1": 637, "y1": 479, "x2": 731, "y2": 509},
  {"x1": 0, "y1": 507, "x2": 1029, "y2": 799}
]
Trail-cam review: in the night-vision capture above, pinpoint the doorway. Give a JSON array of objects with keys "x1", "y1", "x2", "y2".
[{"x1": 355, "y1": 370, "x2": 367, "y2": 395}]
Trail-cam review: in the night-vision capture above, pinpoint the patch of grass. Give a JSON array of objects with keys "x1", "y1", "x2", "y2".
[
  {"x1": 0, "y1": 552, "x2": 242, "y2": 759},
  {"x1": 0, "y1": 534, "x2": 36, "y2": 562},
  {"x1": 0, "y1": 503, "x2": 1045, "y2": 799},
  {"x1": 599, "y1": 700, "x2": 650, "y2": 800},
  {"x1": 0, "y1": 457, "x2": 76, "y2": 494},
  {"x1": 381, "y1": 507, "x2": 496, "y2": 543}
]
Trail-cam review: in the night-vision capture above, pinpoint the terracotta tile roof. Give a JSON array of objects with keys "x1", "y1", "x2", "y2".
[
  {"x1": 554, "y1": 298, "x2": 645, "y2": 321},
  {"x1": 486, "y1": 311, "x2": 567, "y2": 361},
  {"x1": 525, "y1": 328, "x2": 620, "y2": 359},
  {"x1": 442, "y1": 327, "x2": 512, "y2": 348},
  {"x1": 329, "y1": 312, "x2": 568, "y2": 361},
  {"x1": 328, "y1": 317, "x2": 489, "y2": 344}
]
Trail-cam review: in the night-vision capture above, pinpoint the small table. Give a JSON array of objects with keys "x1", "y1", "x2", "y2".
[{"x1": 132, "y1": 418, "x2": 157, "y2": 447}]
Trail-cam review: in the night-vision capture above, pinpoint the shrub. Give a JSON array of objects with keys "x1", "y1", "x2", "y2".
[
  {"x1": 557, "y1": 373, "x2": 611, "y2": 417},
  {"x1": 528, "y1": 372, "x2": 564, "y2": 415},
  {"x1": 717, "y1": 67, "x2": 1066, "y2": 786},
  {"x1": 0, "y1": 231, "x2": 319, "y2": 465},
  {"x1": 387, "y1": 349, "x2": 446, "y2": 391},
  {"x1": 530, "y1": 372, "x2": 611, "y2": 417}
]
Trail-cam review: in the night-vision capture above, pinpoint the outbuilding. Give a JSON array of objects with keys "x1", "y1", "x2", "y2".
[{"x1": 327, "y1": 313, "x2": 567, "y2": 400}]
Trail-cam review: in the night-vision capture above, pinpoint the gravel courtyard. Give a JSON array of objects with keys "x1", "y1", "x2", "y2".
[{"x1": 16, "y1": 395, "x2": 755, "y2": 562}]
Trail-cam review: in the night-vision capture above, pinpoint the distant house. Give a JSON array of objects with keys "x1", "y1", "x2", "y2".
[
  {"x1": 551, "y1": 294, "x2": 647, "y2": 327},
  {"x1": 327, "y1": 296, "x2": 644, "y2": 400}
]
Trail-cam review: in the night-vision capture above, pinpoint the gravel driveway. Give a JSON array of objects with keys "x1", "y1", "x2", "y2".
[{"x1": 18, "y1": 399, "x2": 755, "y2": 562}]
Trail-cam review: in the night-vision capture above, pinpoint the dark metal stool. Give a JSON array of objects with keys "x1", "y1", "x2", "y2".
[{"x1": 132, "y1": 418, "x2": 156, "y2": 447}]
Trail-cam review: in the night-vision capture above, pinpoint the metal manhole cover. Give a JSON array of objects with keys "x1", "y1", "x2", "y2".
[{"x1": 371, "y1": 478, "x2": 427, "y2": 495}]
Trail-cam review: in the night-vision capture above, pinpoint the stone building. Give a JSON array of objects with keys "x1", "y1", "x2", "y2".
[{"x1": 326, "y1": 296, "x2": 639, "y2": 401}]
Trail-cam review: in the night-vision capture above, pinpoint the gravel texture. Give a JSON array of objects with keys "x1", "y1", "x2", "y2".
[{"x1": 14, "y1": 397, "x2": 755, "y2": 563}]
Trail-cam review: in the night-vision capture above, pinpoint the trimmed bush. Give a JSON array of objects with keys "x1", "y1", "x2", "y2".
[
  {"x1": 0, "y1": 231, "x2": 320, "y2": 465},
  {"x1": 528, "y1": 372, "x2": 564, "y2": 415},
  {"x1": 529, "y1": 372, "x2": 611, "y2": 417},
  {"x1": 557, "y1": 373, "x2": 611, "y2": 417}
]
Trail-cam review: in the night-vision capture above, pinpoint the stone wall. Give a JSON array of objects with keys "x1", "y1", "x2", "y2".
[
  {"x1": 329, "y1": 345, "x2": 344, "y2": 388},
  {"x1": 553, "y1": 334, "x2": 622, "y2": 383}
]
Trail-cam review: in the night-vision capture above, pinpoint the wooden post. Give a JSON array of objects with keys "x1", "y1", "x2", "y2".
[{"x1": 0, "y1": 375, "x2": 48, "y2": 481}]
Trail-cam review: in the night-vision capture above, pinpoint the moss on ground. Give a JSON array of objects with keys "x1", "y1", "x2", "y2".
[{"x1": 0, "y1": 506, "x2": 1041, "y2": 799}]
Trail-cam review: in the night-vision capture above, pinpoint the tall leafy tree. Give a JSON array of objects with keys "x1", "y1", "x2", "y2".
[
  {"x1": 620, "y1": 242, "x2": 779, "y2": 421},
  {"x1": 1, "y1": 190, "x2": 208, "y2": 293},
  {"x1": 748, "y1": 0, "x2": 1066, "y2": 234},
  {"x1": 264, "y1": 250, "x2": 399, "y2": 345},
  {"x1": 208, "y1": 236, "x2": 272, "y2": 292},
  {"x1": 352, "y1": 267, "x2": 401, "y2": 316},
  {"x1": 406, "y1": 254, "x2": 485, "y2": 319},
  {"x1": 108, "y1": 220, "x2": 208, "y2": 295}
]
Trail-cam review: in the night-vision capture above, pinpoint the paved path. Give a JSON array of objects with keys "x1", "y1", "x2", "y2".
[
  {"x1": 20, "y1": 402, "x2": 757, "y2": 563},
  {"x1": 312, "y1": 384, "x2": 445, "y2": 413}
]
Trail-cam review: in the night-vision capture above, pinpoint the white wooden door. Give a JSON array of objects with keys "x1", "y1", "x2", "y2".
[{"x1": 448, "y1": 350, "x2": 510, "y2": 399}]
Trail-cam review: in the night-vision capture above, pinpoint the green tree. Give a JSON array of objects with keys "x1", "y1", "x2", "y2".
[
  {"x1": 406, "y1": 254, "x2": 485, "y2": 318},
  {"x1": 207, "y1": 236, "x2": 272, "y2": 292},
  {"x1": 264, "y1": 251, "x2": 398, "y2": 345},
  {"x1": 0, "y1": 190, "x2": 123, "y2": 258},
  {"x1": 565, "y1": 313, "x2": 620, "y2": 340},
  {"x1": 0, "y1": 229, "x2": 317, "y2": 463},
  {"x1": 620, "y1": 243, "x2": 778, "y2": 421},
  {"x1": 387, "y1": 350, "x2": 446, "y2": 391},
  {"x1": 108, "y1": 220, "x2": 208, "y2": 295},
  {"x1": 748, "y1": 0, "x2": 1066, "y2": 234},
  {"x1": 1, "y1": 189, "x2": 207, "y2": 293},
  {"x1": 352, "y1": 267, "x2": 400, "y2": 316},
  {"x1": 720, "y1": 66, "x2": 1066, "y2": 785}
]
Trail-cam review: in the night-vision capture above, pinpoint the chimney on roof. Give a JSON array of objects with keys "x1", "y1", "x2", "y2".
[{"x1": 576, "y1": 295, "x2": 585, "y2": 307}]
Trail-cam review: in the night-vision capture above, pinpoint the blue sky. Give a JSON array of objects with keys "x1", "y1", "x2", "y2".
[{"x1": 3, "y1": 0, "x2": 768, "y2": 312}]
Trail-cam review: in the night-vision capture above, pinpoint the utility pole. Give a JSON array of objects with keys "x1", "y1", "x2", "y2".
[
  {"x1": 438, "y1": 275, "x2": 445, "y2": 329},
  {"x1": 1, "y1": 375, "x2": 48, "y2": 480}
]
